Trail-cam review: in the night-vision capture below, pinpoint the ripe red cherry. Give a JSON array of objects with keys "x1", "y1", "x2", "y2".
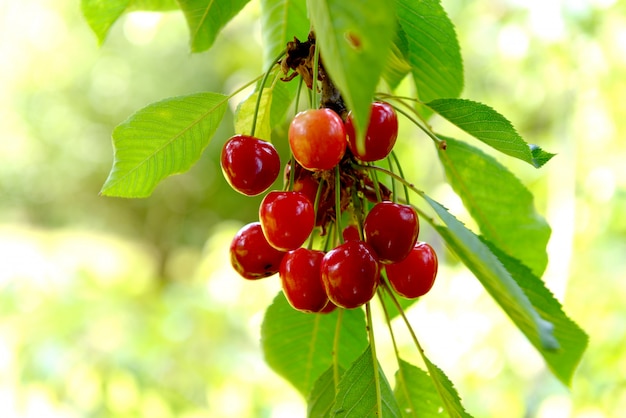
[
  {"x1": 364, "y1": 201, "x2": 419, "y2": 264},
  {"x1": 320, "y1": 241, "x2": 380, "y2": 309},
  {"x1": 345, "y1": 102, "x2": 398, "y2": 162},
  {"x1": 280, "y1": 248, "x2": 329, "y2": 313},
  {"x1": 342, "y1": 224, "x2": 361, "y2": 242},
  {"x1": 220, "y1": 135, "x2": 280, "y2": 196},
  {"x1": 386, "y1": 242, "x2": 438, "y2": 298},
  {"x1": 259, "y1": 191, "x2": 315, "y2": 251},
  {"x1": 288, "y1": 109, "x2": 347, "y2": 171},
  {"x1": 230, "y1": 222, "x2": 286, "y2": 280}
]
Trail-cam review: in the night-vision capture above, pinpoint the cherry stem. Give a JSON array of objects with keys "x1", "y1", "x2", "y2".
[
  {"x1": 307, "y1": 179, "x2": 326, "y2": 249},
  {"x1": 386, "y1": 157, "x2": 398, "y2": 203},
  {"x1": 250, "y1": 49, "x2": 286, "y2": 137},
  {"x1": 332, "y1": 308, "x2": 344, "y2": 394},
  {"x1": 368, "y1": 163, "x2": 384, "y2": 202},
  {"x1": 294, "y1": 76, "x2": 304, "y2": 114},
  {"x1": 390, "y1": 151, "x2": 410, "y2": 205},
  {"x1": 365, "y1": 302, "x2": 384, "y2": 418},
  {"x1": 334, "y1": 165, "x2": 343, "y2": 245},
  {"x1": 311, "y1": 42, "x2": 321, "y2": 108},
  {"x1": 380, "y1": 99, "x2": 444, "y2": 148},
  {"x1": 352, "y1": 163, "x2": 438, "y2": 226}
]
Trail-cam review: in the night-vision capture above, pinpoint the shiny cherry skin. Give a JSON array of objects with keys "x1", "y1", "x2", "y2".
[
  {"x1": 364, "y1": 201, "x2": 419, "y2": 264},
  {"x1": 342, "y1": 224, "x2": 361, "y2": 242},
  {"x1": 259, "y1": 191, "x2": 315, "y2": 251},
  {"x1": 280, "y1": 248, "x2": 329, "y2": 313},
  {"x1": 320, "y1": 241, "x2": 380, "y2": 309},
  {"x1": 386, "y1": 242, "x2": 438, "y2": 298},
  {"x1": 345, "y1": 102, "x2": 398, "y2": 162},
  {"x1": 230, "y1": 222, "x2": 286, "y2": 280},
  {"x1": 220, "y1": 135, "x2": 280, "y2": 196},
  {"x1": 288, "y1": 109, "x2": 347, "y2": 171}
]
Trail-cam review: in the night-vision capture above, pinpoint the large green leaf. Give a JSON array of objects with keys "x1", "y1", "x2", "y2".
[
  {"x1": 261, "y1": 292, "x2": 368, "y2": 396},
  {"x1": 101, "y1": 92, "x2": 228, "y2": 197},
  {"x1": 438, "y1": 136, "x2": 551, "y2": 276},
  {"x1": 422, "y1": 194, "x2": 559, "y2": 352},
  {"x1": 396, "y1": 0, "x2": 463, "y2": 102},
  {"x1": 307, "y1": 0, "x2": 396, "y2": 154},
  {"x1": 483, "y1": 240, "x2": 588, "y2": 386},
  {"x1": 420, "y1": 356, "x2": 473, "y2": 418},
  {"x1": 261, "y1": 0, "x2": 309, "y2": 69},
  {"x1": 82, "y1": 0, "x2": 179, "y2": 44},
  {"x1": 382, "y1": 27, "x2": 411, "y2": 91},
  {"x1": 178, "y1": 0, "x2": 251, "y2": 52},
  {"x1": 307, "y1": 365, "x2": 344, "y2": 418},
  {"x1": 81, "y1": 0, "x2": 130, "y2": 44},
  {"x1": 331, "y1": 346, "x2": 400, "y2": 417},
  {"x1": 234, "y1": 90, "x2": 273, "y2": 141},
  {"x1": 427, "y1": 98, "x2": 555, "y2": 168},
  {"x1": 393, "y1": 360, "x2": 444, "y2": 417}
]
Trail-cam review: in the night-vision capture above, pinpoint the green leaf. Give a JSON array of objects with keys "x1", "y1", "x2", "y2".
[
  {"x1": 178, "y1": 0, "x2": 251, "y2": 52},
  {"x1": 427, "y1": 98, "x2": 555, "y2": 168},
  {"x1": 269, "y1": 77, "x2": 298, "y2": 129},
  {"x1": 396, "y1": 0, "x2": 463, "y2": 102},
  {"x1": 422, "y1": 194, "x2": 560, "y2": 352},
  {"x1": 382, "y1": 27, "x2": 411, "y2": 90},
  {"x1": 420, "y1": 357, "x2": 473, "y2": 418},
  {"x1": 482, "y1": 241, "x2": 588, "y2": 386},
  {"x1": 261, "y1": 0, "x2": 309, "y2": 69},
  {"x1": 81, "y1": 0, "x2": 180, "y2": 44},
  {"x1": 234, "y1": 90, "x2": 273, "y2": 141},
  {"x1": 101, "y1": 92, "x2": 228, "y2": 197},
  {"x1": 308, "y1": 0, "x2": 396, "y2": 154},
  {"x1": 261, "y1": 292, "x2": 368, "y2": 396},
  {"x1": 307, "y1": 365, "x2": 344, "y2": 418},
  {"x1": 438, "y1": 136, "x2": 551, "y2": 276},
  {"x1": 394, "y1": 359, "x2": 444, "y2": 417},
  {"x1": 331, "y1": 346, "x2": 400, "y2": 417},
  {"x1": 81, "y1": 0, "x2": 130, "y2": 44}
]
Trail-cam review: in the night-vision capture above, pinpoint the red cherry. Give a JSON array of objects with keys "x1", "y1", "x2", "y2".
[
  {"x1": 288, "y1": 109, "x2": 347, "y2": 171},
  {"x1": 386, "y1": 242, "x2": 438, "y2": 298},
  {"x1": 280, "y1": 248, "x2": 329, "y2": 313},
  {"x1": 259, "y1": 191, "x2": 315, "y2": 251},
  {"x1": 319, "y1": 300, "x2": 338, "y2": 314},
  {"x1": 364, "y1": 201, "x2": 419, "y2": 264},
  {"x1": 230, "y1": 222, "x2": 286, "y2": 280},
  {"x1": 342, "y1": 224, "x2": 361, "y2": 242},
  {"x1": 220, "y1": 135, "x2": 280, "y2": 196},
  {"x1": 345, "y1": 102, "x2": 398, "y2": 162},
  {"x1": 320, "y1": 241, "x2": 380, "y2": 309}
]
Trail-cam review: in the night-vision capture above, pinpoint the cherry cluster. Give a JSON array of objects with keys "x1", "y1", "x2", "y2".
[{"x1": 221, "y1": 101, "x2": 438, "y2": 313}]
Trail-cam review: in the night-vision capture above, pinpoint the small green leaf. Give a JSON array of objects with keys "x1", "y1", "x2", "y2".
[
  {"x1": 394, "y1": 359, "x2": 445, "y2": 417},
  {"x1": 178, "y1": 0, "x2": 251, "y2": 52},
  {"x1": 234, "y1": 90, "x2": 273, "y2": 141},
  {"x1": 422, "y1": 194, "x2": 560, "y2": 352},
  {"x1": 101, "y1": 92, "x2": 228, "y2": 197},
  {"x1": 331, "y1": 346, "x2": 401, "y2": 417},
  {"x1": 261, "y1": 0, "x2": 309, "y2": 69},
  {"x1": 438, "y1": 136, "x2": 551, "y2": 276},
  {"x1": 261, "y1": 292, "x2": 368, "y2": 396},
  {"x1": 397, "y1": 0, "x2": 463, "y2": 102},
  {"x1": 308, "y1": 0, "x2": 396, "y2": 154},
  {"x1": 483, "y1": 241, "x2": 588, "y2": 386},
  {"x1": 427, "y1": 98, "x2": 555, "y2": 168},
  {"x1": 81, "y1": 0, "x2": 130, "y2": 44},
  {"x1": 307, "y1": 365, "x2": 344, "y2": 418}
]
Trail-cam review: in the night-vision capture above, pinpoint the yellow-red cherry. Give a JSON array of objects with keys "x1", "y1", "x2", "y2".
[
  {"x1": 364, "y1": 201, "x2": 419, "y2": 264},
  {"x1": 221, "y1": 135, "x2": 280, "y2": 196},
  {"x1": 320, "y1": 241, "x2": 380, "y2": 309},
  {"x1": 386, "y1": 242, "x2": 438, "y2": 298},
  {"x1": 280, "y1": 248, "x2": 329, "y2": 313},
  {"x1": 345, "y1": 102, "x2": 398, "y2": 162},
  {"x1": 230, "y1": 222, "x2": 286, "y2": 280},
  {"x1": 288, "y1": 108, "x2": 347, "y2": 171},
  {"x1": 259, "y1": 191, "x2": 315, "y2": 251}
]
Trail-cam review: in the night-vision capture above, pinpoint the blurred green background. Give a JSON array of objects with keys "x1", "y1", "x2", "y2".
[{"x1": 1, "y1": 0, "x2": 624, "y2": 416}]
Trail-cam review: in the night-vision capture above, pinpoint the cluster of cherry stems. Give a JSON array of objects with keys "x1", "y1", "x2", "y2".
[{"x1": 221, "y1": 101, "x2": 438, "y2": 313}]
